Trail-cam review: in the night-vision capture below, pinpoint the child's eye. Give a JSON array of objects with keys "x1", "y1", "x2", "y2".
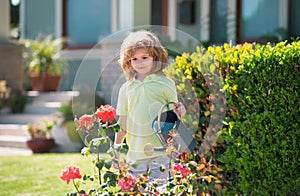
[
  {"x1": 142, "y1": 56, "x2": 148, "y2": 59},
  {"x1": 131, "y1": 58, "x2": 137, "y2": 61}
]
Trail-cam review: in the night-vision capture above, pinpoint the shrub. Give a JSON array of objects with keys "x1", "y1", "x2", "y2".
[
  {"x1": 8, "y1": 90, "x2": 27, "y2": 113},
  {"x1": 165, "y1": 40, "x2": 300, "y2": 195}
]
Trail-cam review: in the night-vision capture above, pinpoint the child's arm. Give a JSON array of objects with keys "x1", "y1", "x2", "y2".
[
  {"x1": 113, "y1": 116, "x2": 127, "y2": 169},
  {"x1": 114, "y1": 116, "x2": 127, "y2": 148}
]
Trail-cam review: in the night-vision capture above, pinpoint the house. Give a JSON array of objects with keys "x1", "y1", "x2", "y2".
[{"x1": 2, "y1": 0, "x2": 300, "y2": 103}]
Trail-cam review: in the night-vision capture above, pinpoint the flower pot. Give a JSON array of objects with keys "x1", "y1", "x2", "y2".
[
  {"x1": 65, "y1": 121, "x2": 82, "y2": 143},
  {"x1": 31, "y1": 75, "x2": 61, "y2": 92},
  {"x1": 26, "y1": 138, "x2": 55, "y2": 153}
]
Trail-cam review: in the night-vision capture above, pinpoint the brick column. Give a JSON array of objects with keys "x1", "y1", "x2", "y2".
[
  {"x1": 0, "y1": 43, "x2": 24, "y2": 91},
  {"x1": 0, "y1": 0, "x2": 24, "y2": 91}
]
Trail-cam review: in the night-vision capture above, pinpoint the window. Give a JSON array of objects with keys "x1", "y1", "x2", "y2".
[
  {"x1": 63, "y1": 0, "x2": 111, "y2": 48},
  {"x1": 210, "y1": 0, "x2": 227, "y2": 44},
  {"x1": 289, "y1": 0, "x2": 300, "y2": 38},
  {"x1": 239, "y1": 0, "x2": 279, "y2": 42}
]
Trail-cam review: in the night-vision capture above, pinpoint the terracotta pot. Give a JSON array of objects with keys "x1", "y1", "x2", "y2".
[
  {"x1": 26, "y1": 138, "x2": 55, "y2": 153},
  {"x1": 31, "y1": 75, "x2": 61, "y2": 92}
]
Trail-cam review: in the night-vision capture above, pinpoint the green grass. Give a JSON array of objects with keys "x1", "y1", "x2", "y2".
[{"x1": 0, "y1": 153, "x2": 109, "y2": 196}]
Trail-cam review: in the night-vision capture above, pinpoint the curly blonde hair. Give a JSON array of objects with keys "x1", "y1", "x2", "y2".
[{"x1": 119, "y1": 30, "x2": 168, "y2": 80}]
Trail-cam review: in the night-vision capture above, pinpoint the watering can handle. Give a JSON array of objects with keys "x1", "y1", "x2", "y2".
[{"x1": 157, "y1": 101, "x2": 177, "y2": 132}]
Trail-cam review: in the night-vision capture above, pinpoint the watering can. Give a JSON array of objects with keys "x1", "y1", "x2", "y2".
[{"x1": 152, "y1": 102, "x2": 196, "y2": 154}]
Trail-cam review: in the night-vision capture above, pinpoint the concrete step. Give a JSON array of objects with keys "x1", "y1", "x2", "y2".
[
  {"x1": 0, "y1": 91, "x2": 77, "y2": 117},
  {"x1": 26, "y1": 91, "x2": 79, "y2": 103},
  {"x1": 0, "y1": 147, "x2": 32, "y2": 156},
  {"x1": 0, "y1": 135, "x2": 28, "y2": 148},
  {"x1": 24, "y1": 91, "x2": 78, "y2": 114},
  {"x1": 0, "y1": 91, "x2": 82, "y2": 154},
  {"x1": 0, "y1": 126, "x2": 83, "y2": 152},
  {"x1": 0, "y1": 114, "x2": 55, "y2": 125},
  {"x1": 23, "y1": 102, "x2": 61, "y2": 115},
  {"x1": 0, "y1": 124, "x2": 29, "y2": 136},
  {"x1": 0, "y1": 124, "x2": 29, "y2": 149}
]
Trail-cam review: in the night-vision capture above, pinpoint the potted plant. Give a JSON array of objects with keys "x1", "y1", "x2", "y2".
[
  {"x1": 58, "y1": 92, "x2": 106, "y2": 148},
  {"x1": 58, "y1": 102, "x2": 82, "y2": 143},
  {"x1": 21, "y1": 35, "x2": 67, "y2": 91},
  {"x1": 26, "y1": 118, "x2": 56, "y2": 153}
]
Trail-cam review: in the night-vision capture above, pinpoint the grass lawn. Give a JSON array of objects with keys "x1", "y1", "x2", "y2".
[{"x1": 0, "y1": 153, "x2": 110, "y2": 196}]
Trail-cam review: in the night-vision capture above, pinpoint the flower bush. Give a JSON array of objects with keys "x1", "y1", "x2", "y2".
[{"x1": 60, "y1": 104, "x2": 221, "y2": 195}]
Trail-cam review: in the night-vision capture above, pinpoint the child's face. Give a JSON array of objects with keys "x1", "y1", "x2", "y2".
[{"x1": 130, "y1": 48, "x2": 154, "y2": 80}]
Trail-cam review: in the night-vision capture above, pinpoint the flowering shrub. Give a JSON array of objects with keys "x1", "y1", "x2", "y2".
[
  {"x1": 118, "y1": 172, "x2": 136, "y2": 191},
  {"x1": 60, "y1": 104, "x2": 222, "y2": 195},
  {"x1": 173, "y1": 162, "x2": 191, "y2": 178}
]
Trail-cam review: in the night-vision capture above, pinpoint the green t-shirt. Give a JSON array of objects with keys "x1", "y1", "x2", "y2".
[{"x1": 116, "y1": 74, "x2": 178, "y2": 161}]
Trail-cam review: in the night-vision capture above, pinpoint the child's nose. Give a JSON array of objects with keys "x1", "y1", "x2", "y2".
[{"x1": 135, "y1": 59, "x2": 145, "y2": 64}]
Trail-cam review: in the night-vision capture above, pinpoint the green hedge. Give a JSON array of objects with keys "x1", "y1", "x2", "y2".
[{"x1": 165, "y1": 41, "x2": 300, "y2": 195}]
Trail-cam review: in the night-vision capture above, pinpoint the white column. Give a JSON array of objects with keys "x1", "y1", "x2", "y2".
[
  {"x1": 19, "y1": 0, "x2": 26, "y2": 39},
  {"x1": 134, "y1": 0, "x2": 151, "y2": 26},
  {"x1": 227, "y1": 0, "x2": 237, "y2": 45},
  {"x1": 0, "y1": 0, "x2": 10, "y2": 42},
  {"x1": 119, "y1": 0, "x2": 134, "y2": 29},
  {"x1": 279, "y1": 0, "x2": 288, "y2": 29},
  {"x1": 55, "y1": 0, "x2": 62, "y2": 38},
  {"x1": 168, "y1": 0, "x2": 177, "y2": 41},
  {"x1": 111, "y1": 0, "x2": 119, "y2": 32},
  {"x1": 200, "y1": 0, "x2": 210, "y2": 42}
]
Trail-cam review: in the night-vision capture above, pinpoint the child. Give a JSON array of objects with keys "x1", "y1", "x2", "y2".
[{"x1": 114, "y1": 30, "x2": 186, "y2": 179}]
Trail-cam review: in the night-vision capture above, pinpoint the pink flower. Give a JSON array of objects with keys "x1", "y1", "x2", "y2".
[
  {"x1": 77, "y1": 114, "x2": 94, "y2": 130},
  {"x1": 60, "y1": 165, "x2": 82, "y2": 184},
  {"x1": 181, "y1": 166, "x2": 191, "y2": 178},
  {"x1": 118, "y1": 172, "x2": 135, "y2": 191},
  {"x1": 95, "y1": 105, "x2": 116, "y2": 123},
  {"x1": 173, "y1": 163, "x2": 191, "y2": 179}
]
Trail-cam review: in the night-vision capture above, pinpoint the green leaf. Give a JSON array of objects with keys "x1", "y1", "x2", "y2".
[
  {"x1": 96, "y1": 160, "x2": 105, "y2": 170},
  {"x1": 98, "y1": 127, "x2": 106, "y2": 137},
  {"x1": 104, "y1": 161, "x2": 112, "y2": 170}
]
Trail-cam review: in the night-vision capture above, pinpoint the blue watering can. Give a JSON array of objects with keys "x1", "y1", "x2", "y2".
[{"x1": 152, "y1": 102, "x2": 196, "y2": 154}]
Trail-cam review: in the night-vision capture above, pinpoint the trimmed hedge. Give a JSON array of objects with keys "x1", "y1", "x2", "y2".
[{"x1": 165, "y1": 41, "x2": 300, "y2": 195}]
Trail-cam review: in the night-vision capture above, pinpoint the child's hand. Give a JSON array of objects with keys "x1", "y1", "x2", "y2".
[{"x1": 173, "y1": 102, "x2": 186, "y2": 118}]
